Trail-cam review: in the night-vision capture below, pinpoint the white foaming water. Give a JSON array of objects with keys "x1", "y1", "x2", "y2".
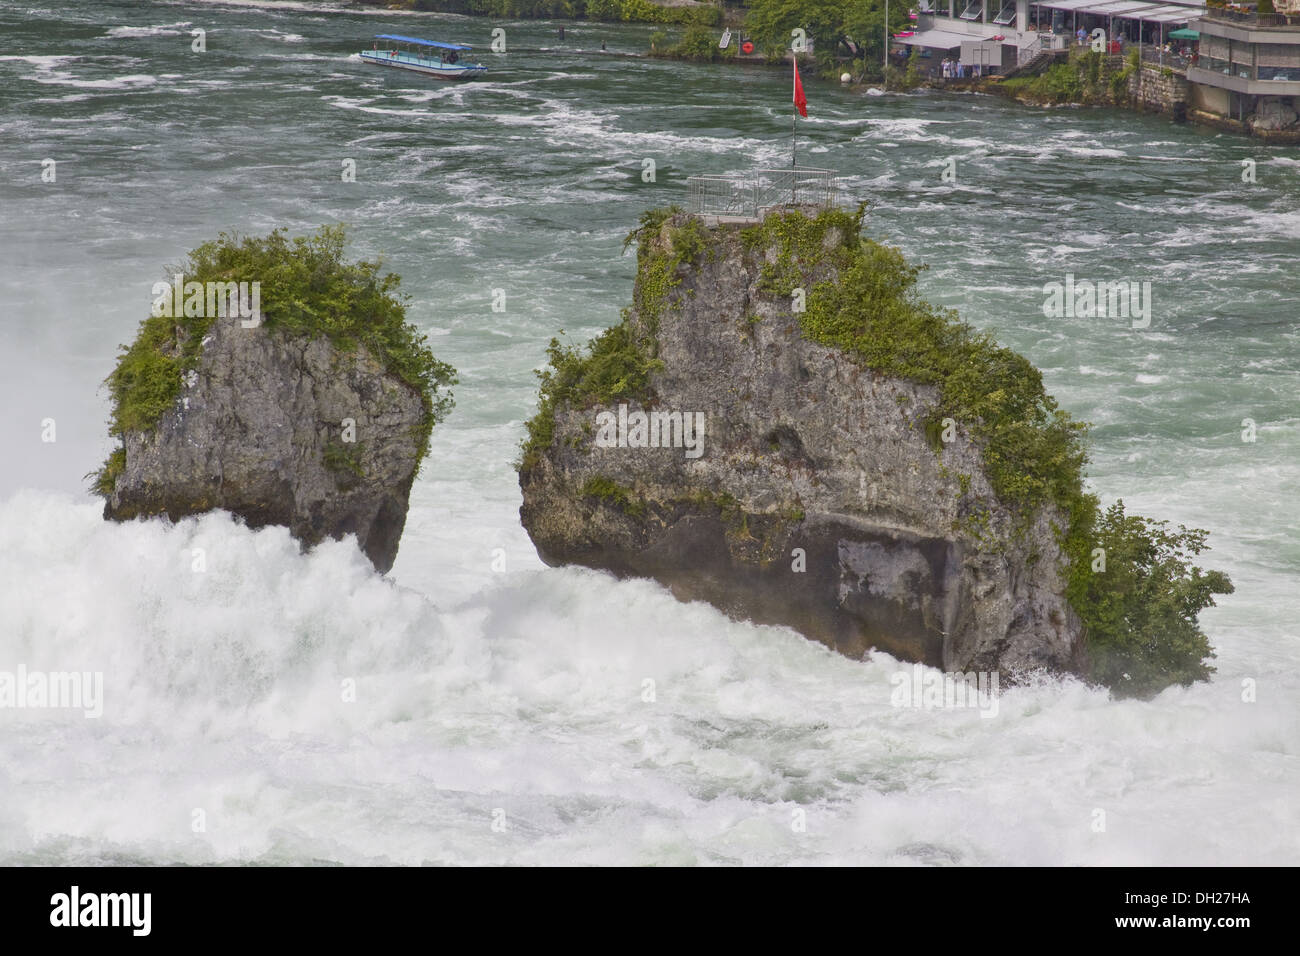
[
  {"x1": 34, "y1": 73, "x2": 159, "y2": 90},
  {"x1": 104, "y1": 23, "x2": 193, "y2": 39},
  {"x1": 1, "y1": 490, "x2": 1295, "y2": 866}
]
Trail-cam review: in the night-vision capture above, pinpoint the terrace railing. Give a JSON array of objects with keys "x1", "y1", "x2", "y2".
[
  {"x1": 687, "y1": 167, "x2": 839, "y2": 221},
  {"x1": 1201, "y1": 9, "x2": 1300, "y2": 27}
]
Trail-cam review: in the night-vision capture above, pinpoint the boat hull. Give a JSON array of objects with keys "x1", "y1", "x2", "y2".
[{"x1": 359, "y1": 50, "x2": 486, "y2": 80}]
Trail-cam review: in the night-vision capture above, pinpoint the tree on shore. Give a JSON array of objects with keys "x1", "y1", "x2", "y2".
[{"x1": 744, "y1": 0, "x2": 909, "y2": 74}]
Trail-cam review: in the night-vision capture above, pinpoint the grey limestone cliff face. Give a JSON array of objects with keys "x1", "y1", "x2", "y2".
[
  {"x1": 520, "y1": 212, "x2": 1083, "y2": 676},
  {"x1": 104, "y1": 309, "x2": 426, "y2": 573}
]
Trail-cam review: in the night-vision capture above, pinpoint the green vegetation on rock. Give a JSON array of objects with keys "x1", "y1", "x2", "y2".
[
  {"x1": 519, "y1": 322, "x2": 664, "y2": 473},
  {"x1": 323, "y1": 439, "x2": 367, "y2": 480},
  {"x1": 742, "y1": 206, "x2": 1089, "y2": 521},
  {"x1": 518, "y1": 207, "x2": 708, "y2": 471},
  {"x1": 1069, "y1": 501, "x2": 1232, "y2": 695},
  {"x1": 627, "y1": 207, "x2": 708, "y2": 331},
  {"x1": 91, "y1": 447, "x2": 126, "y2": 497},
  {"x1": 94, "y1": 225, "x2": 456, "y2": 493},
  {"x1": 581, "y1": 475, "x2": 646, "y2": 516}
]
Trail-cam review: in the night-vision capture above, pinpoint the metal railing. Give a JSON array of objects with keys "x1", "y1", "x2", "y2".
[
  {"x1": 1018, "y1": 36, "x2": 1043, "y2": 64},
  {"x1": 1140, "y1": 46, "x2": 1193, "y2": 72},
  {"x1": 1201, "y1": 9, "x2": 1300, "y2": 28},
  {"x1": 687, "y1": 167, "x2": 839, "y2": 220},
  {"x1": 687, "y1": 175, "x2": 753, "y2": 219},
  {"x1": 1016, "y1": 33, "x2": 1069, "y2": 66}
]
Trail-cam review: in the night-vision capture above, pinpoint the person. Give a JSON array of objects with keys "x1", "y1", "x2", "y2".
[
  {"x1": 941, "y1": 57, "x2": 949, "y2": 78},
  {"x1": 1077, "y1": 26, "x2": 1087, "y2": 47}
]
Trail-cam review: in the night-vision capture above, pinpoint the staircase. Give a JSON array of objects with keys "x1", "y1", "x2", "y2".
[{"x1": 1001, "y1": 47, "x2": 1067, "y2": 80}]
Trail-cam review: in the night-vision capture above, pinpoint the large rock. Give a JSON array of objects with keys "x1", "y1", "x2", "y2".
[
  {"x1": 1249, "y1": 98, "x2": 1298, "y2": 131},
  {"x1": 519, "y1": 210, "x2": 1082, "y2": 677},
  {"x1": 104, "y1": 309, "x2": 427, "y2": 573}
]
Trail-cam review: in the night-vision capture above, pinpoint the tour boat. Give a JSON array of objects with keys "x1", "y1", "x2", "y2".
[{"x1": 359, "y1": 34, "x2": 486, "y2": 81}]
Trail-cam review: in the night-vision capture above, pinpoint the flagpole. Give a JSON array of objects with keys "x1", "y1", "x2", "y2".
[{"x1": 791, "y1": 53, "x2": 797, "y2": 168}]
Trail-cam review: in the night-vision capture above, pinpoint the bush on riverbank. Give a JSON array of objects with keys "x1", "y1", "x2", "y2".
[
  {"x1": 999, "y1": 48, "x2": 1140, "y2": 106},
  {"x1": 406, "y1": 0, "x2": 721, "y2": 26},
  {"x1": 744, "y1": 0, "x2": 905, "y2": 74},
  {"x1": 666, "y1": 23, "x2": 728, "y2": 60},
  {"x1": 644, "y1": 22, "x2": 745, "y2": 60}
]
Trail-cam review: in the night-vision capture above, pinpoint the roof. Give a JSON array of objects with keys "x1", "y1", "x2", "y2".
[
  {"x1": 1034, "y1": 0, "x2": 1203, "y2": 22},
  {"x1": 894, "y1": 28, "x2": 976, "y2": 48},
  {"x1": 373, "y1": 34, "x2": 473, "y2": 51}
]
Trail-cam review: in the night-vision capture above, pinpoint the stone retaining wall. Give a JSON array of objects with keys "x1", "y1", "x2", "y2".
[{"x1": 1128, "y1": 63, "x2": 1189, "y2": 115}]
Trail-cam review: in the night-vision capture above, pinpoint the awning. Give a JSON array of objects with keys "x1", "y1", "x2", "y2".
[
  {"x1": 1138, "y1": 4, "x2": 1205, "y2": 17},
  {"x1": 1032, "y1": 0, "x2": 1203, "y2": 20},
  {"x1": 893, "y1": 28, "x2": 977, "y2": 48},
  {"x1": 1039, "y1": 0, "x2": 1104, "y2": 11},
  {"x1": 1144, "y1": 8, "x2": 1203, "y2": 22},
  {"x1": 1036, "y1": 0, "x2": 1084, "y2": 12},
  {"x1": 374, "y1": 34, "x2": 473, "y2": 51},
  {"x1": 1087, "y1": 1, "x2": 1161, "y2": 15}
]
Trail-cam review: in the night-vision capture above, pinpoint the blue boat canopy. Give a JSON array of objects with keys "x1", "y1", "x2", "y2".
[{"x1": 373, "y1": 34, "x2": 472, "y2": 51}]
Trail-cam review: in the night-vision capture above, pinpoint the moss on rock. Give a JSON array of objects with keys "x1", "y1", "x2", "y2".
[
  {"x1": 95, "y1": 225, "x2": 456, "y2": 494},
  {"x1": 517, "y1": 207, "x2": 709, "y2": 471}
]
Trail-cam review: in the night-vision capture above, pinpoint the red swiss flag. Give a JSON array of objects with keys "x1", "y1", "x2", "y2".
[{"x1": 793, "y1": 57, "x2": 807, "y2": 118}]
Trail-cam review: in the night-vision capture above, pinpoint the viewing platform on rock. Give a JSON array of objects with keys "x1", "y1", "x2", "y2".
[{"x1": 686, "y1": 167, "x2": 839, "y2": 224}]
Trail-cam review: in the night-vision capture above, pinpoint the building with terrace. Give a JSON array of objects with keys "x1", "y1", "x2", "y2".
[
  {"x1": 1186, "y1": 4, "x2": 1300, "y2": 130},
  {"x1": 900, "y1": 0, "x2": 1206, "y2": 70}
]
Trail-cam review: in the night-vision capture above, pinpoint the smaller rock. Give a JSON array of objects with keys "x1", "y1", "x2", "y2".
[{"x1": 97, "y1": 226, "x2": 455, "y2": 573}]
